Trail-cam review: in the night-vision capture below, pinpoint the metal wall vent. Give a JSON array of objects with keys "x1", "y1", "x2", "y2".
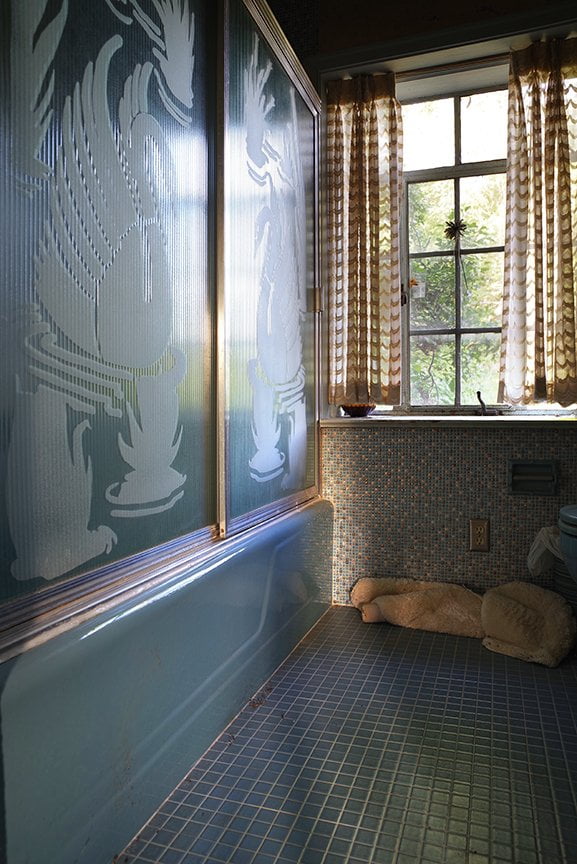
[{"x1": 508, "y1": 460, "x2": 558, "y2": 496}]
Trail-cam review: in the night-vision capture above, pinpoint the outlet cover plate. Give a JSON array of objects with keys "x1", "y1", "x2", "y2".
[{"x1": 470, "y1": 519, "x2": 490, "y2": 552}]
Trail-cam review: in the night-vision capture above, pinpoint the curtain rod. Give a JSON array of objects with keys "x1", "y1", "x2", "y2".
[{"x1": 395, "y1": 53, "x2": 510, "y2": 83}]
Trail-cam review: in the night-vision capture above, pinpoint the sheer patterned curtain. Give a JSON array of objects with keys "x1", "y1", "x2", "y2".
[
  {"x1": 499, "y1": 38, "x2": 577, "y2": 406},
  {"x1": 325, "y1": 74, "x2": 402, "y2": 405}
]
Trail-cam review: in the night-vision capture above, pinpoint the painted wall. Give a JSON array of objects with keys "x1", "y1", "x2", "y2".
[
  {"x1": 322, "y1": 424, "x2": 577, "y2": 603},
  {"x1": 316, "y1": 0, "x2": 575, "y2": 53},
  {"x1": 267, "y1": 0, "x2": 319, "y2": 59},
  {"x1": 267, "y1": 0, "x2": 576, "y2": 61},
  {"x1": 0, "y1": 500, "x2": 333, "y2": 864}
]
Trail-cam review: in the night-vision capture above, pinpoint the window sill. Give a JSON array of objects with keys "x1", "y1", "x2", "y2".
[{"x1": 320, "y1": 413, "x2": 577, "y2": 429}]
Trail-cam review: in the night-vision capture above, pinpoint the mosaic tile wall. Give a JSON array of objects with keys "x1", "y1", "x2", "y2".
[{"x1": 321, "y1": 424, "x2": 577, "y2": 603}]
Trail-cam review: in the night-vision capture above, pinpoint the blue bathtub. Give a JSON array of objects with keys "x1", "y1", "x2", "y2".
[{"x1": 0, "y1": 499, "x2": 333, "y2": 864}]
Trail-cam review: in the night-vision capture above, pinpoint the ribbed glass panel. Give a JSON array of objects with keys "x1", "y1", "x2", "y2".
[
  {"x1": 1, "y1": 1, "x2": 214, "y2": 603},
  {"x1": 224, "y1": 0, "x2": 317, "y2": 521}
]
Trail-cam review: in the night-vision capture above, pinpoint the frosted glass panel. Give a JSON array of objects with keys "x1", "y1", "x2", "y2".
[
  {"x1": 225, "y1": 0, "x2": 318, "y2": 522},
  {"x1": 1, "y1": 1, "x2": 214, "y2": 602}
]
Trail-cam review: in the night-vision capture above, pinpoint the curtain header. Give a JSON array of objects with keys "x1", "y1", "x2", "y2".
[
  {"x1": 510, "y1": 36, "x2": 577, "y2": 77},
  {"x1": 326, "y1": 72, "x2": 396, "y2": 107}
]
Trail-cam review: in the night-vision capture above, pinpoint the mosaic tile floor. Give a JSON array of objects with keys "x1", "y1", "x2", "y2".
[{"x1": 119, "y1": 606, "x2": 577, "y2": 864}]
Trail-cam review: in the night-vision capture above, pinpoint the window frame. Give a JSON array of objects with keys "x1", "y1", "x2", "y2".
[{"x1": 399, "y1": 84, "x2": 508, "y2": 410}]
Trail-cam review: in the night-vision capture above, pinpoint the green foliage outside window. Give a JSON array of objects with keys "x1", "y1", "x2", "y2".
[{"x1": 407, "y1": 175, "x2": 505, "y2": 406}]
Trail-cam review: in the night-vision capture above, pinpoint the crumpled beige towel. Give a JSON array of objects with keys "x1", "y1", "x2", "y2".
[
  {"x1": 350, "y1": 576, "x2": 577, "y2": 666},
  {"x1": 350, "y1": 576, "x2": 439, "y2": 608},
  {"x1": 350, "y1": 577, "x2": 484, "y2": 639},
  {"x1": 481, "y1": 582, "x2": 576, "y2": 667}
]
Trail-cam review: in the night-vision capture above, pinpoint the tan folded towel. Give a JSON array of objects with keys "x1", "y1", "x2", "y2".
[{"x1": 481, "y1": 582, "x2": 576, "y2": 667}]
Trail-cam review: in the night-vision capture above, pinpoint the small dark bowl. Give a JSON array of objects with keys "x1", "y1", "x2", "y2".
[{"x1": 341, "y1": 404, "x2": 376, "y2": 417}]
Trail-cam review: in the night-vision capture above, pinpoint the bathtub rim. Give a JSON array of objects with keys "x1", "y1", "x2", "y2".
[{"x1": 0, "y1": 492, "x2": 329, "y2": 663}]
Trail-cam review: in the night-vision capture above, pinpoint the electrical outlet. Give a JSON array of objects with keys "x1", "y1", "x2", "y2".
[{"x1": 470, "y1": 519, "x2": 490, "y2": 552}]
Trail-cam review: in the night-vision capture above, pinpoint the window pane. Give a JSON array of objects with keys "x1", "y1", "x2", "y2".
[
  {"x1": 410, "y1": 335, "x2": 455, "y2": 405},
  {"x1": 461, "y1": 333, "x2": 501, "y2": 405},
  {"x1": 402, "y1": 99, "x2": 454, "y2": 170},
  {"x1": 461, "y1": 90, "x2": 507, "y2": 162},
  {"x1": 460, "y1": 174, "x2": 506, "y2": 248},
  {"x1": 410, "y1": 257, "x2": 455, "y2": 329},
  {"x1": 461, "y1": 251, "x2": 504, "y2": 328},
  {"x1": 408, "y1": 180, "x2": 454, "y2": 253}
]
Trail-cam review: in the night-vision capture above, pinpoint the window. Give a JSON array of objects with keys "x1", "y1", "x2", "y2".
[
  {"x1": 400, "y1": 86, "x2": 508, "y2": 409},
  {"x1": 324, "y1": 35, "x2": 577, "y2": 418}
]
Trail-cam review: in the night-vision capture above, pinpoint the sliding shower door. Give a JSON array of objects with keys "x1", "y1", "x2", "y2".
[
  {"x1": 222, "y1": 0, "x2": 320, "y2": 530},
  {"x1": 0, "y1": 0, "x2": 320, "y2": 642},
  {"x1": 1, "y1": 0, "x2": 215, "y2": 604}
]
